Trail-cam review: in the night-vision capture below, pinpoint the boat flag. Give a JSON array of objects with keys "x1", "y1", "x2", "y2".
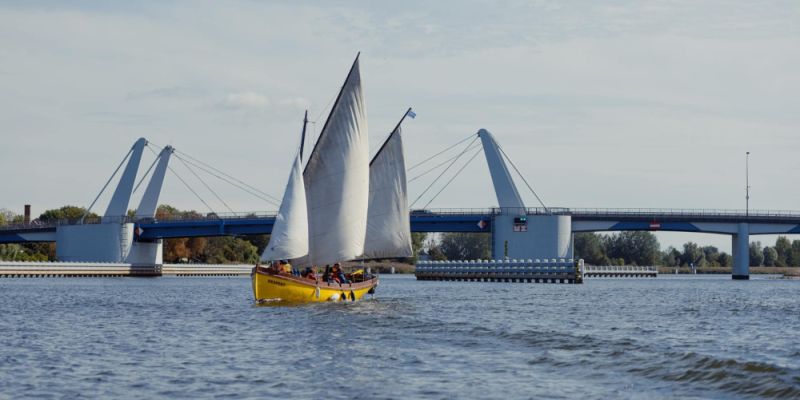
[{"x1": 407, "y1": 109, "x2": 416, "y2": 119}]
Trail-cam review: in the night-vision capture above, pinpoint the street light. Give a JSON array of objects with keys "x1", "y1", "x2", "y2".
[{"x1": 746, "y1": 151, "x2": 750, "y2": 216}]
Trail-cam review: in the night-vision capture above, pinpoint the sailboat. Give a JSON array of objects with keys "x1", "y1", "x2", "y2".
[{"x1": 252, "y1": 55, "x2": 414, "y2": 303}]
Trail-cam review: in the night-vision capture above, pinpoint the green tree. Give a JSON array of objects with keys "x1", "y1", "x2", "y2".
[
  {"x1": 661, "y1": 246, "x2": 681, "y2": 267},
  {"x1": 406, "y1": 232, "x2": 427, "y2": 263},
  {"x1": 701, "y1": 246, "x2": 721, "y2": 267},
  {"x1": 426, "y1": 239, "x2": 447, "y2": 261},
  {"x1": 603, "y1": 232, "x2": 660, "y2": 266},
  {"x1": 574, "y1": 232, "x2": 607, "y2": 265},
  {"x1": 202, "y1": 236, "x2": 259, "y2": 264},
  {"x1": 681, "y1": 242, "x2": 704, "y2": 267},
  {"x1": 749, "y1": 241, "x2": 764, "y2": 266},
  {"x1": 241, "y1": 234, "x2": 270, "y2": 255},
  {"x1": 39, "y1": 206, "x2": 96, "y2": 222},
  {"x1": 788, "y1": 240, "x2": 800, "y2": 267},
  {"x1": 438, "y1": 233, "x2": 490, "y2": 260},
  {"x1": 717, "y1": 252, "x2": 732, "y2": 268},
  {"x1": 763, "y1": 246, "x2": 778, "y2": 267},
  {"x1": 774, "y1": 236, "x2": 791, "y2": 267}
]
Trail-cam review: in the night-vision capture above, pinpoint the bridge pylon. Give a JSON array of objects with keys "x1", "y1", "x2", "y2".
[
  {"x1": 56, "y1": 139, "x2": 172, "y2": 266},
  {"x1": 477, "y1": 129, "x2": 572, "y2": 260}
]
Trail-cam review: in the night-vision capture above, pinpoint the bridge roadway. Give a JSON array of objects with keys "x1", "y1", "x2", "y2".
[{"x1": 2, "y1": 208, "x2": 800, "y2": 243}]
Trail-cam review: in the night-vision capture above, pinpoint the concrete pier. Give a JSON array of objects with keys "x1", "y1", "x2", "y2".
[
  {"x1": 415, "y1": 259, "x2": 582, "y2": 284},
  {"x1": 732, "y1": 223, "x2": 750, "y2": 280}
]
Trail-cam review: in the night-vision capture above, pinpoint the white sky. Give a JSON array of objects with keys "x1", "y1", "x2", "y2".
[{"x1": 1, "y1": 1, "x2": 798, "y2": 251}]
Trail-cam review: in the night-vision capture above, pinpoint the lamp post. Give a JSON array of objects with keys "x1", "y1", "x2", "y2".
[{"x1": 746, "y1": 151, "x2": 750, "y2": 217}]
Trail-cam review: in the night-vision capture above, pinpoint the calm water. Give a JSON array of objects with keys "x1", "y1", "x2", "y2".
[{"x1": 1, "y1": 275, "x2": 799, "y2": 399}]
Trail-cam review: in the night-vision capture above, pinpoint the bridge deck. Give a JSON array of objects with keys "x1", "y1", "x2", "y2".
[{"x1": 2, "y1": 208, "x2": 800, "y2": 243}]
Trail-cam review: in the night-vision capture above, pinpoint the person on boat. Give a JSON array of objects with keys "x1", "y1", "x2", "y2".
[
  {"x1": 322, "y1": 265, "x2": 331, "y2": 282},
  {"x1": 332, "y1": 263, "x2": 349, "y2": 284},
  {"x1": 303, "y1": 267, "x2": 317, "y2": 280},
  {"x1": 278, "y1": 260, "x2": 292, "y2": 275}
]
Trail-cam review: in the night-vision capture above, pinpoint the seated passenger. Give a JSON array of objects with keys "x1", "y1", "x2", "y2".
[
  {"x1": 278, "y1": 260, "x2": 292, "y2": 275},
  {"x1": 332, "y1": 263, "x2": 349, "y2": 284},
  {"x1": 304, "y1": 267, "x2": 317, "y2": 280},
  {"x1": 322, "y1": 265, "x2": 331, "y2": 282}
]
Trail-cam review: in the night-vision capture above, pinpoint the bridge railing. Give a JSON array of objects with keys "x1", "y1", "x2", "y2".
[
  {"x1": 0, "y1": 212, "x2": 279, "y2": 231},
  {"x1": 567, "y1": 208, "x2": 800, "y2": 218}
]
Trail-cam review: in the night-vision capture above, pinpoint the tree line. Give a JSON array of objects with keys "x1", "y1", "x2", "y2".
[{"x1": 417, "y1": 231, "x2": 800, "y2": 268}]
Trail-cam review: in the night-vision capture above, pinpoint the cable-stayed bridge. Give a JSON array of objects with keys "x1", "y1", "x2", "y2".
[{"x1": 2, "y1": 131, "x2": 798, "y2": 280}]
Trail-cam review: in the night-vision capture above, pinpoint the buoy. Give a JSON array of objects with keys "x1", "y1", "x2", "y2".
[{"x1": 328, "y1": 293, "x2": 340, "y2": 301}]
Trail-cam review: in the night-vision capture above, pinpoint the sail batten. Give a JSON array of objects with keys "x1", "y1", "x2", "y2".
[
  {"x1": 363, "y1": 114, "x2": 413, "y2": 259},
  {"x1": 303, "y1": 56, "x2": 370, "y2": 265}
]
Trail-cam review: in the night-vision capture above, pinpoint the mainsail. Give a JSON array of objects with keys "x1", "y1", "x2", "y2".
[
  {"x1": 261, "y1": 152, "x2": 308, "y2": 261},
  {"x1": 363, "y1": 110, "x2": 414, "y2": 259},
  {"x1": 303, "y1": 55, "x2": 370, "y2": 265}
]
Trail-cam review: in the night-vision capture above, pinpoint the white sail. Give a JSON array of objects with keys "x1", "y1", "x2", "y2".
[
  {"x1": 261, "y1": 152, "x2": 308, "y2": 261},
  {"x1": 363, "y1": 122, "x2": 413, "y2": 259},
  {"x1": 303, "y1": 56, "x2": 369, "y2": 265}
]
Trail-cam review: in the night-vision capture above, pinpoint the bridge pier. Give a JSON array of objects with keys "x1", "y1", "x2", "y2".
[{"x1": 732, "y1": 223, "x2": 750, "y2": 280}]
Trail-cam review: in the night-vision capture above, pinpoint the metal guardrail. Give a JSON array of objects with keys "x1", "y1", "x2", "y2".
[{"x1": 583, "y1": 265, "x2": 658, "y2": 278}]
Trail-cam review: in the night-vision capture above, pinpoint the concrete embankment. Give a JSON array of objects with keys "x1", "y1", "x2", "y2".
[{"x1": 0, "y1": 261, "x2": 252, "y2": 277}]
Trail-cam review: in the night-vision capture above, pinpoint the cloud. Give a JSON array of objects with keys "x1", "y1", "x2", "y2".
[
  {"x1": 278, "y1": 96, "x2": 310, "y2": 110},
  {"x1": 125, "y1": 86, "x2": 204, "y2": 101},
  {"x1": 218, "y1": 91, "x2": 271, "y2": 111}
]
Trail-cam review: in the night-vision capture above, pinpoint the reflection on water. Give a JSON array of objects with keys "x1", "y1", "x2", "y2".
[{"x1": 1, "y1": 275, "x2": 798, "y2": 399}]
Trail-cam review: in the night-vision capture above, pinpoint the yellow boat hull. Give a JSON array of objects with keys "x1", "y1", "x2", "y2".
[{"x1": 251, "y1": 266, "x2": 377, "y2": 303}]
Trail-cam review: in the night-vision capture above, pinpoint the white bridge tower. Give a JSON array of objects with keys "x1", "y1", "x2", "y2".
[
  {"x1": 56, "y1": 139, "x2": 173, "y2": 265},
  {"x1": 478, "y1": 129, "x2": 572, "y2": 260}
]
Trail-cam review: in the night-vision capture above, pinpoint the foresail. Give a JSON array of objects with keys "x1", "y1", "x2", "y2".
[
  {"x1": 261, "y1": 153, "x2": 308, "y2": 261},
  {"x1": 363, "y1": 123, "x2": 413, "y2": 259},
  {"x1": 303, "y1": 56, "x2": 369, "y2": 265}
]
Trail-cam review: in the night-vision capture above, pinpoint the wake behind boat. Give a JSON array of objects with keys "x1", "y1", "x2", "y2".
[{"x1": 252, "y1": 54, "x2": 414, "y2": 303}]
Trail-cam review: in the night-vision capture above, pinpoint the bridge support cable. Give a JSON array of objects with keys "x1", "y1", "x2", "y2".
[
  {"x1": 173, "y1": 154, "x2": 280, "y2": 207},
  {"x1": 165, "y1": 163, "x2": 217, "y2": 215},
  {"x1": 407, "y1": 133, "x2": 478, "y2": 172},
  {"x1": 421, "y1": 147, "x2": 484, "y2": 210},
  {"x1": 173, "y1": 154, "x2": 236, "y2": 214},
  {"x1": 143, "y1": 142, "x2": 217, "y2": 215},
  {"x1": 147, "y1": 141, "x2": 280, "y2": 207},
  {"x1": 81, "y1": 145, "x2": 135, "y2": 223},
  {"x1": 170, "y1": 147, "x2": 281, "y2": 204},
  {"x1": 410, "y1": 135, "x2": 480, "y2": 208},
  {"x1": 408, "y1": 140, "x2": 483, "y2": 183},
  {"x1": 496, "y1": 145, "x2": 549, "y2": 213}
]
